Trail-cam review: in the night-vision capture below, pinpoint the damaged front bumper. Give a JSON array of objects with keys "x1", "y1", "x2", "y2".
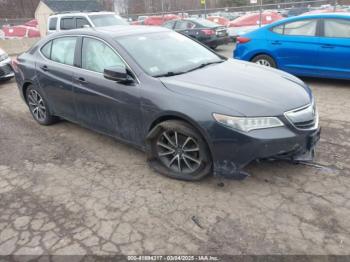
[
  {"x1": 208, "y1": 122, "x2": 321, "y2": 179},
  {"x1": 0, "y1": 57, "x2": 14, "y2": 80}
]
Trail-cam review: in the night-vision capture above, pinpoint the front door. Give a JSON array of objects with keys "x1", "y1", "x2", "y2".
[
  {"x1": 270, "y1": 19, "x2": 320, "y2": 76},
  {"x1": 72, "y1": 37, "x2": 143, "y2": 145}
]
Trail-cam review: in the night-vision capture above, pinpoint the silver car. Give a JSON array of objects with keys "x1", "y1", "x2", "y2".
[{"x1": 0, "y1": 48, "x2": 14, "y2": 81}]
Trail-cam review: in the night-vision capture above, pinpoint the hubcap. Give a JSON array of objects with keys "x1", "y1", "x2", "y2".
[
  {"x1": 256, "y1": 59, "x2": 271, "y2": 67},
  {"x1": 27, "y1": 90, "x2": 47, "y2": 121},
  {"x1": 157, "y1": 131, "x2": 202, "y2": 174}
]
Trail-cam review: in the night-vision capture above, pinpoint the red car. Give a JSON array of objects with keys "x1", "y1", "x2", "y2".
[
  {"x1": 24, "y1": 19, "x2": 39, "y2": 27},
  {"x1": 207, "y1": 16, "x2": 230, "y2": 27},
  {"x1": 143, "y1": 14, "x2": 180, "y2": 26},
  {"x1": 228, "y1": 12, "x2": 283, "y2": 37},
  {"x1": 2, "y1": 19, "x2": 40, "y2": 38}
]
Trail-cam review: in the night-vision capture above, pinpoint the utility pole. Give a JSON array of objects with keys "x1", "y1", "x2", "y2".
[
  {"x1": 200, "y1": 0, "x2": 207, "y2": 18},
  {"x1": 126, "y1": 0, "x2": 129, "y2": 19},
  {"x1": 161, "y1": 0, "x2": 164, "y2": 17},
  {"x1": 259, "y1": 0, "x2": 263, "y2": 28}
]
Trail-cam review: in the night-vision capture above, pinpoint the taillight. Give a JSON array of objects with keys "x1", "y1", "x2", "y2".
[
  {"x1": 236, "y1": 36, "x2": 251, "y2": 44},
  {"x1": 11, "y1": 57, "x2": 19, "y2": 72},
  {"x1": 201, "y1": 29, "x2": 215, "y2": 36}
]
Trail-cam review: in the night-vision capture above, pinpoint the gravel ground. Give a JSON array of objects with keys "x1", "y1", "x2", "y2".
[{"x1": 0, "y1": 43, "x2": 350, "y2": 256}]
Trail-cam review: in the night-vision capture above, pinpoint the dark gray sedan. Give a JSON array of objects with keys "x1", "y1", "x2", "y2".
[{"x1": 13, "y1": 26, "x2": 320, "y2": 181}]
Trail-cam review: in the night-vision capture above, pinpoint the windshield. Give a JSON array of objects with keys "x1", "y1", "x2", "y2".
[
  {"x1": 115, "y1": 31, "x2": 223, "y2": 77},
  {"x1": 89, "y1": 14, "x2": 128, "y2": 27}
]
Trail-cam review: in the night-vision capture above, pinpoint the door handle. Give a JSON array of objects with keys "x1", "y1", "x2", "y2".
[
  {"x1": 40, "y1": 65, "x2": 48, "y2": 71},
  {"x1": 321, "y1": 44, "x2": 334, "y2": 49},
  {"x1": 76, "y1": 77, "x2": 87, "y2": 83}
]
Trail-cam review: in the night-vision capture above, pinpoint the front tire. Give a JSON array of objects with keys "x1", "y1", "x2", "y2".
[
  {"x1": 251, "y1": 54, "x2": 277, "y2": 68},
  {"x1": 26, "y1": 85, "x2": 58, "y2": 125},
  {"x1": 148, "y1": 120, "x2": 212, "y2": 181}
]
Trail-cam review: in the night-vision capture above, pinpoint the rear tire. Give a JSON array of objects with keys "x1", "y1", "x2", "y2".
[
  {"x1": 25, "y1": 85, "x2": 58, "y2": 126},
  {"x1": 148, "y1": 120, "x2": 212, "y2": 181},
  {"x1": 251, "y1": 54, "x2": 277, "y2": 68}
]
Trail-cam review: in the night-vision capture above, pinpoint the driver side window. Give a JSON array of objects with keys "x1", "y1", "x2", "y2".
[{"x1": 82, "y1": 37, "x2": 125, "y2": 73}]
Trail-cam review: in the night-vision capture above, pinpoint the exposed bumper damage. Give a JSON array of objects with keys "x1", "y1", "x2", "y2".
[{"x1": 209, "y1": 123, "x2": 321, "y2": 180}]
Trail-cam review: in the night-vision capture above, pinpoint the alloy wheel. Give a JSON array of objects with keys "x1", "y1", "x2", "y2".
[
  {"x1": 156, "y1": 130, "x2": 202, "y2": 174},
  {"x1": 255, "y1": 59, "x2": 271, "y2": 67},
  {"x1": 27, "y1": 89, "x2": 47, "y2": 122}
]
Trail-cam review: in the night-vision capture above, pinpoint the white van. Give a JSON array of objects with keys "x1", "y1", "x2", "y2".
[{"x1": 47, "y1": 12, "x2": 128, "y2": 34}]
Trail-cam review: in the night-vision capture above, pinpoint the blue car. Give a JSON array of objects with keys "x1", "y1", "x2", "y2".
[{"x1": 234, "y1": 13, "x2": 350, "y2": 80}]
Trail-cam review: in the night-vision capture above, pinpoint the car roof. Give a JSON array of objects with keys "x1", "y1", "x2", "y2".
[
  {"x1": 45, "y1": 25, "x2": 170, "y2": 39},
  {"x1": 298, "y1": 12, "x2": 350, "y2": 18},
  {"x1": 49, "y1": 11, "x2": 115, "y2": 18},
  {"x1": 264, "y1": 12, "x2": 350, "y2": 27},
  {"x1": 280, "y1": 12, "x2": 350, "y2": 21}
]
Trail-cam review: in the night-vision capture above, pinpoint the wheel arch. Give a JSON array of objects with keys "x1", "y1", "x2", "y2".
[
  {"x1": 22, "y1": 81, "x2": 34, "y2": 104},
  {"x1": 145, "y1": 112, "x2": 214, "y2": 161},
  {"x1": 249, "y1": 52, "x2": 278, "y2": 67}
]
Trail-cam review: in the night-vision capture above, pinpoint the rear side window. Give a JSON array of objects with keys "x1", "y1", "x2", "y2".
[
  {"x1": 41, "y1": 41, "x2": 52, "y2": 59},
  {"x1": 49, "y1": 18, "x2": 57, "y2": 30},
  {"x1": 61, "y1": 18, "x2": 75, "y2": 30},
  {"x1": 272, "y1": 24, "x2": 283, "y2": 34},
  {"x1": 324, "y1": 19, "x2": 350, "y2": 38},
  {"x1": 272, "y1": 19, "x2": 317, "y2": 36},
  {"x1": 175, "y1": 21, "x2": 195, "y2": 30},
  {"x1": 51, "y1": 37, "x2": 77, "y2": 65}
]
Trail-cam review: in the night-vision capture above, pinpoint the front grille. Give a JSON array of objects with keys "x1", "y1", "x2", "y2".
[
  {"x1": 294, "y1": 119, "x2": 317, "y2": 129},
  {"x1": 0, "y1": 64, "x2": 12, "y2": 77},
  {"x1": 284, "y1": 103, "x2": 318, "y2": 130}
]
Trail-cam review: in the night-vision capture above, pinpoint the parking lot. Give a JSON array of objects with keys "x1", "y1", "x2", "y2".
[{"x1": 0, "y1": 43, "x2": 350, "y2": 256}]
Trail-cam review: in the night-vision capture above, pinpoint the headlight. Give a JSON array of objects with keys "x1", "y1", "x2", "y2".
[
  {"x1": 0, "y1": 53, "x2": 9, "y2": 62},
  {"x1": 213, "y1": 113, "x2": 284, "y2": 132}
]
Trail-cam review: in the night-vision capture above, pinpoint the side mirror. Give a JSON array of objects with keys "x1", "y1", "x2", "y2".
[
  {"x1": 83, "y1": 24, "x2": 91, "y2": 28},
  {"x1": 104, "y1": 65, "x2": 131, "y2": 83}
]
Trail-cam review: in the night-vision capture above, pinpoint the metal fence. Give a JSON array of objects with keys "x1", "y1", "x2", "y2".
[
  {"x1": 0, "y1": 18, "x2": 33, "y2": 28},
  {"x1": 125, "y1": 0, "x2": 341, "y2": 20}
]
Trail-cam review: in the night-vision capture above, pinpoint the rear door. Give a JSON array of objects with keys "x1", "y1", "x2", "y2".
[
  {"x1": 316, "y1": 18, "x2": 350, "y2": 78},
  {"x1": 269, "y1": 19, "x2": 320, "y2": 75},
  {"x1": 36, "y1": 36, "x2": 78, "y2": 120}
]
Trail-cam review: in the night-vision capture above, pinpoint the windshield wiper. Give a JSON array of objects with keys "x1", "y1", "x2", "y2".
[
  {"x1": 154, "y1": 60, "x2": 225, "y2": 78},
  {"x1": 154, "y1": 71, "x2": 186, "y2": 78},
  {"x1": 186, "y1": 60, "x2": 225, "y2": 73}
]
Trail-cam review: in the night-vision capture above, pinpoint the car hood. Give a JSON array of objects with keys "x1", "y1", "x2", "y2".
[{"x1": 160, "y1": 59, "x2": 312, "y2": 117}]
